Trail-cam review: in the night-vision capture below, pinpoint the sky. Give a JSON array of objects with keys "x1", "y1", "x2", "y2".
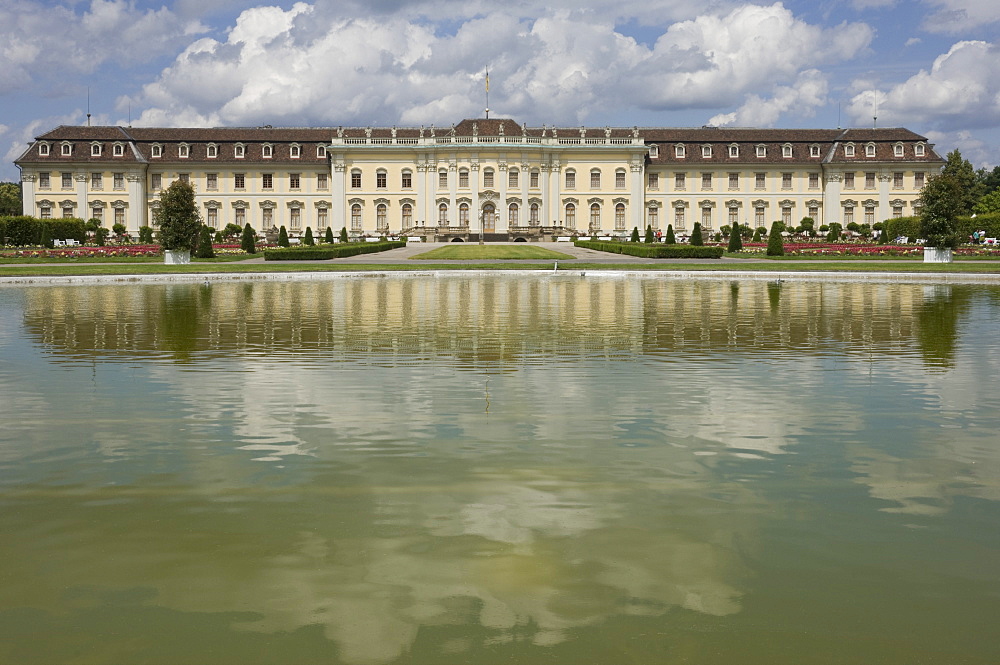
[{"x1": 1, "y1": 0, "x2": 999, "y2": 182}]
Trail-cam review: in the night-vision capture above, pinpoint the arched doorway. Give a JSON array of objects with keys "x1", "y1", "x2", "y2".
[{"x1": 482, "y1": 203, "x2": 496, "y2": 233}]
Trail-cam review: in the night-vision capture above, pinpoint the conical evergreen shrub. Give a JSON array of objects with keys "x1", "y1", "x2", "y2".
[
  {"x1": 727, "y1": 221, "x2": 743, "y2": 252},
  {"x1": 325, "y1": 227, "x2": 334, "y2": 243},
  {"x1": 241, "y1": 223, "x2": 256, "y2": 254},
  {"x1": 644, "y1": 225, "x2": 654, "y2": 243},
  {"x1": 766, "y1": 221, "x2": 785, "y2": 256},
  {"x1": 665, "y1": 224, "x2": 676, "y2": 244},
  {"x1": 690, "y1": 222, "x2": 704, "y2": 246},
  {"x1": 304, "y1": 227, "x2": 314, "y2": 246},
  {"x1": 339, "y1": 227, "x2": 349, "y2": 243},
  {"x1": 630, "y1": 227, "x2": 640, "y2": 242},
  {"x1": 195, "y1": 225, "x2": 216, "y2": 258},
  {"x1": 277, "y1": 226, "x2": 289, "y2": 247}
]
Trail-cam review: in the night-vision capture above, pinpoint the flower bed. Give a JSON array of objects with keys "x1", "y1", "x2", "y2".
[
  {"x1": 736, "y1": 242, "x2": 1000, "y2": 257},
  {"x1": 7, "y1": 244, "x2": 164, "y2": 259}
]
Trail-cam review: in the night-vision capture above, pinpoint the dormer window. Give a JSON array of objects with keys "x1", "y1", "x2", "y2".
[
  {"x1": 61, "y1": 142, "x2": 72, "y2": 156},
  {"x1": 207, "y1": 143, "x2": 218, "y2": 158},
  {"x1": 675, "y1": 144, "x2": 686, "y2": 158},
  {"x1": 290, "y1": 144, "x2": 301, "y2": 158},
  {"x1": 648, "y1": 144, "x2": 658, "y2": 159},
  {"x1": 235, "y1": 143, "x2": 245, "y2": 158},
  {"x1": 113, "y1": 143, "x2": 124, "y2": 156},
  {"x1": 178, "y1": 143, "x2": 189, "y2": 158},
  {"x1": 38, "y1": 143, "x2": 50, "y2": 156},
  {"x1": 915, "y1": 143, "x2": 925, "y2": 157},
  {"x1": 316, "y1": 144, "x2": 326, "y2": 158},
  {"x1": 151, "y1": 144, "x2": 162, "y2": 158},
  {"x1": 756, "y1": 144, "x2": 767, "y2": 158},
  {"x1": 865, "y1": 143, "x2": 876, "y2": 157},
  {"x1": 729, "y1": 144, "x2": 739, "y2": 158},
  {"x1": 702, "y1": 145, "x2": 712, "y2": 158},
  {"x1": 893, "y1": 143, "x2": 904, "y2": 157},
  {"x1": 844, "y1": 143, "x2": 855, "y2": 157},
  {"x1": 810, "y1": 144, "x2": 820, "y2": 157},
  {"x1": 782, "y1": 143, "x2": 792, "y2": 158},
  {"x1": 262, "y1": 144, "x2": 273, "y2": 158},
  {"x1": 91, "y1": 143, "x2": 102, "y2": 157}
]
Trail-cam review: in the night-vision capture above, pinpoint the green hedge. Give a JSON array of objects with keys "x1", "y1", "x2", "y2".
[
  {"x1": 881, "y1": 216, "x2": 922, "y2": 242},
  {"x1": 0, "y1": 216, "x2": 88, "y2": 246},
  {"x1": 574, "y1": 240, "x2": 724, "y2": 259},
  {"x1": 263, "y1": 240, "x2": 406, "y2": 261},
  {"x1": 956, "y1": 213, "x2": 1000, "y2": 241}
]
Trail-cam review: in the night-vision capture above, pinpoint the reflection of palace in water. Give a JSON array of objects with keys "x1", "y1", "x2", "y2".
[{"x1": 22, "y1": 277, "x2": 966, "y2": 366}]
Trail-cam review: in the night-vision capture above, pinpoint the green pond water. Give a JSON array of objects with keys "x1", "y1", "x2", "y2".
[{"x1": 1, "y1": 275, "x2": 998, "y2": 665}]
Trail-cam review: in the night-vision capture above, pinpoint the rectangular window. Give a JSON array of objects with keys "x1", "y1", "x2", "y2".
[
  {"x1": 317, "y1": 173, "x2": 329, "y2": 189},
  {"x1": 207, "y1": 173, "x2": 218, "y2": 190},
  {"x1": 509, "y1": 170, "x2": 519, "y2": 188},
  {"x1": 114, "y1": 208, "x2": 124, "y2": 225},
  {"x1": 615, "y1": 171, "x2": 626, "y2": 188},
  {"x1": 647, "y1": 206, "x2": 658, "y2": 228},
  {"x1": 674, "y1": 207, "x2": 685, "y2": 228},
  {"x1": 377, "y1": 172, "x2": 387, "y2": 189},
  {"x1": 647, "y1": 172, "x2": 657, "y2": 190},
  {"x1": 91, "y1": 172, "x2": 102, "y2": 189},
  {"x1": 439, "y1": 171, "x2": 448, "y2": 188},
  {"x1": 755, "y1": 172, "x2": 765, "y2": 189},
  {"x1": 530, "y1": 171, "x2": 540, "y2": 188},
  {"x1": 865, "y1": 172, "x2": 876, "y2": 189},
  {"x1": 755, "y1": 207, "x2": 764, "y2": 226},
  {"x1": 729, "y1": 207, "x2": 738, "y2": 225},
  {"x1": 675, "y1": 173, "x2": 685, "y2": 190},
  {"x1": 39, "y1": 172, "x2": 50, "y2": 188},
  {"x1": 590, "y1": 171, "x2": 600, "y2": 188},
  {"x1": 235, "y1": 207, "x2": 245, "y2": 225},
  {"x1": 290, "y1": 207, "x2": 301, "y2": 230},
  {"x1": 865, "y1": 206, "x2": 875, "y2": 224},
  {"x1": 92, "y1": 206, "x2": 103, "y2": 222},
  {"x1": 151, "y1": 174, "x2": 161, "y2": 190},
  {"x1": 808, "y1": 206, "x2": 819, "y2": 220},
  {"x1": 40, "y1": 206, "x2": 51, "y2": 219},
  {"x1": 459, "y1": 170, "x2": 469, "y2": 188},
  {"x1": 113, "y1": 173, "x2": 125, "y2": 190},
  {"x1": 728, "y1": 173, "x2": 738, "y2": 189},
  {"x1": 262, "y1": 173, "x2": 273, "y2": 189},
  {"x1": 63, "y1": 206, "x2": 73, "y2": 218},
  {"x1": 234, "y1": 173, "x2": 245, "y2": 189},
  {"x1": 893, "y1": 206, "x2": 903, "y2": 218},
  {"x1": 317, "y1": 208, "x2": 328, "y2": 229},
  {"x1": 701, "y1": 173, "x2": 712, "y2": 190},
  {"x1": 351, "y1": 172, "x2": 362, "y2": 188},
  {"x1": 809, "y1": 173, "x2": 819, "y2": 189},
  {"x1": 62, "y1": 172, "x2": 72, "y2": 189},
  {"x1": 566, "y1": 171, "x2": 576, "y2": 189},
  {"x1": 782, "y1": 173, "x2": 792, "y2": 189},
  {"x1": 178, "y1": 173, "x2": 189, "y2": 184},
  {"x1": 701, "y1": 207, "x2": 711, "y2": 227},
  {"x1": 262, "y1": 208, "x2": 273, "y2": 227},
  {"x1": 401, "y1": 172, "x2": 411, "y2": 189},
  {"x1": 290, "y1": 173, "x2": 300, "y2": 189},
  {"x1": 844, "y1": 172, "x2": 855, "y2": 188},
  {"x1": 484, "y1": 170, "x2": 494, "y2": 188},
  {"x1": 207, "y1": 208, "x2": 217, "y2": 228},
  {"x1": 893, "y1": 172, "x2": 904, "y2": 188},
  {"x1": 782, "y1": 207, "x2": 791, "y2": 224},
  {"x1": 843, "y1": 207, "x2": 854, "y2": 224},
  {"x1": 914, "y1": 172, "x2": 925, "y2": 188}
]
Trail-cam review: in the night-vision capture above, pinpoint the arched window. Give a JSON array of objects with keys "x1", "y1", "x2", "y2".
[
  {"x1": 590, "y1": 203, "x2": 601, "y2": 230},
  {"x1": 529, "y1": 202, "x2": 539, "y2": 225},
  {"x1": 438, "y1": 203, "x2": 448, "y2": 225},
  {"x1": 459, "y1": 202, "x2": 469, "y2": 225},
  {"x1": 615, "y1": 203, "x2": 626, "y2": 229},
  {"x1": 262, "y1": 144, "x2": 273, "y2": 158},
  {"x1": 206, "y1": 144, "x2": 217, "y2": 158},
  {"x1": 402, "y1": 203, "x2": 412, "y2": 227},
  {"x1": 351, "y1": 204, "x2": 362, "y2": 230},
  {"x1": 565, "y1": 203, "x2": 576, "y2": 228},
  {"x1": 866, "y1": 143, "x2": 876, "y2": 157},
  {"x1": 377, "y1": 204, "x2": 387, "y2": 230},
  {"x1": 509, "y1": 202, "x2": 519, "y2": 225}
]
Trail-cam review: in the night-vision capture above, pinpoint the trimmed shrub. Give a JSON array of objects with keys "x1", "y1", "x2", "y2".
[
  {"x1": 665, "y1": 224, "x2": 676, "y2": 244},
  {"x1": 766, "y1": 221, "x2": 784, "y2": 256},
  {"x1": 138, "y1": 226, "x2": 154, "y2": 243},
  {"x1": 339, "y1": 227, "x2": 349, "y2": 243},
  {"x1": 304, "y1": 227, "x2": 315, "y2": 246},
  {"x1": 956, "y1": 213, "x2": 1000, "y2": 241},
  {"x1": 95, "y1": 227, "x2": 109, "y2": 246},
  {"x1": 278, "y1": 226, "x2": 289, "y2": 247},
  {"x1": 630, "y1": 227, "x2": 640, "y2": 242},
  {"x1": 39, "y1": 224, "x2": 52, "y2": 249},
  {"x1": 690, "y1": 222, "x2": 704, "y2": 246},
  {"x1": 644, "y1": 225, "x2": 654, "y2": 243},
  {"x1": 241, "y1": 223, "x2": 257, "y2": 254},
  {"x1": 752, "y1": 227, "x2": 762, "y2": 242},
  {"x1": 573, "y1": 240, "x2": 723, "y2": 259},
  {"x1": 727, "y1": 221, "x2": 743, "y2": 252},
  {"x1": 882, "y1": 216, "x2": 921, "y2": 243},
  {"x1": 195, "y1": 225, "x2": 216, "y2": 258},
  {"x1": 264, "y1": 240, "x2": 406, "y2": 261},
  {"x1": 324, "y1": 227, "x2": 335, "y2": 243}
]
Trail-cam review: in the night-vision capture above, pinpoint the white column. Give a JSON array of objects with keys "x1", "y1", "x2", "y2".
[
  {"x1": 498, "y1": 161, "x2": 508, "y2": 232},
  {"x1": 332, "y1": 161, "x2": 346, "y2": 231},
  {"x1": 471, "y1": 161, "x2": 480, "y2": 235},
  {"x1": 878, "y1": 173, "x2": 891, "y2": 221},
  {"x1": 20, "y1": 173, "x2": 36, "y2": 215},
  {"x1": 520, "y1": 159, "x2": 529, "y2": 229},
  {"x1": 549, "y1": 160, "x2": 560, "y2": 226},
  {"x1": 824, "y1": 172, "x2": 842, "y2": 225},
  {"x1": 448, "y1": 160, "x2": 457, "y2": 227},
  {"x1": 75, "y1": 173, "x2": 88, "y2": 219},
  {"x1": 126, "y1": 173, "x2": 143, "y2": 231},
  {"x1": 630, "y1": 161, "x2": 644, "y2": 230}
]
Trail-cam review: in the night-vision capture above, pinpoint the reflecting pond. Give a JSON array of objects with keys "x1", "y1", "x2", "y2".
[{"x1": 1, "y1": 275, "x2": 999, "y2": 665}]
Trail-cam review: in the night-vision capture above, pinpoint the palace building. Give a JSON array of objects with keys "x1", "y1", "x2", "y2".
[{"x1": 14, "y1": 118, "x2": 944, "y2": 240}]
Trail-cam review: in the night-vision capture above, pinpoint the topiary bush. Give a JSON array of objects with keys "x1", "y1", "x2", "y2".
[
  {"x1": 665, "y1": 224, "x2": 676, "y2": 244},
  {"x1": 727, "y1": 221, "x2": 743, "y2": 252},
  {"x1": 277, "y1": 226, "x2": 289, "y2": 247},
  {"x1": 241, "y1": 223, "x2": 257, "y2": 254},
  {"x1": 339, "y1": 227, "x2": 349, "y2": 243},
  {"x1": 304, "y1": 227, "x2": 315, "y2": 246},
  {"x1": 690, "y1": 222, "x2": 704, "y2": 246},
  {"x1": 264, "y1": 240, "x2": 406, "y2": 261},
  {"x1": 194, "y1": 225, "x2": 216, "y2": 258},
  {"x1": 573, "y1": 240, "x2": 723, "y2": 258},
  {"x1": 325, "y1": 227, "x2": 335, "y2": 243},
  {"x1": 766, "y1": 221, "x2": 785, "y2": 256}
]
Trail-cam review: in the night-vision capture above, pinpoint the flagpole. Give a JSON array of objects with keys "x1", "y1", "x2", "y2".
[{"x1": 485, "y1": 68, "x2": 490, "y2": 119}]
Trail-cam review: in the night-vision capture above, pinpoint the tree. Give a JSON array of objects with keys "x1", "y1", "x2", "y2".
[
  {"x1": 766, "y1": 221, "x2": 784, "y2": 256},
  {"x1": 0, "y1": 182, "x2": 22, "y2": 216},
  {"x1": 665, "y1": 224, "x2": 676, "y2": 244},
  {"x1": 339, "y1": 226, "x2": 349, "y2": 243},
  {"x1": 155, "y1": 179, "x2": 202, "y2": 251},
  {"x1": 826, "y1": 222, "x2": 842, "y2": 242},
  {"x1": 690, "y1": 222, "x2": 704, "y2": 245},
  {"x1": 223, "y1": 223, "x2": 243, "y2": 240},
  {"x1": 919, "y1": 173, "x2": 962, "y2": 248},
  {"x1": 241, "y1": 223, "x2": 257, "y2": 254},
  {"x1": 727, "y1": 221, "x2": 743, "y2": 252},
  {"x1": 194, "y1": 225, "x2": 216, "y2": 258},
  {"x1": 278, "y1": 226, "x2": 289, "y2": 247},
  {"x1": 630, "y1": 226, "x2": 640, "y2": 242},
  {"x1": 95, "y1": 227, "x2": 109, "y2": 246},
  {"x1": 644, "y1": 225, "x2": 654, "y2": 243},
  {"x1": 325, "y1": 226, "x2": 335, "y2": 243},
  {"x1": 941, "y1": 150, "x2": 983, "y2": 215},
  {"x1": 304, "y1": 226, "x2": 315, "y2": 246},
  {"x1": 798, "y1": 217, "x2": 815, "y2": 237},
  {"x1": 972, "y1": 188, "x2": 1000, "y2": 215}
]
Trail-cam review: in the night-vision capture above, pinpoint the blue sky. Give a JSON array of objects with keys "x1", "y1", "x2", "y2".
[{"x1": 1, "y1": 0, "x2": 999, "y2": 182}]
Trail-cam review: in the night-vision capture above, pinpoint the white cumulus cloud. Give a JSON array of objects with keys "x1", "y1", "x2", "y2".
[
  {"x1": 921, "y1": 0, "x2": 1000, "y2": 33},
  {"x1": 708, "y1": 69, "x2": 829, "y2": 126}
]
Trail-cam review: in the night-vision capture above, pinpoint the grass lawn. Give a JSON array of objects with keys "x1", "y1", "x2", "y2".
[{"x1": 410, "y1": 245, "x2": 574, "y2": 260}]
